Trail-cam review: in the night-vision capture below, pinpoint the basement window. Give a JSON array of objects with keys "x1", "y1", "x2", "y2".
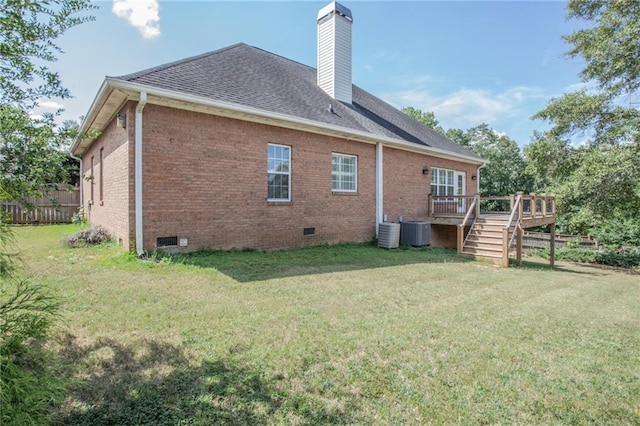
[{"x1": 156, "y1": 236, "x2": 178, "y2": 247}]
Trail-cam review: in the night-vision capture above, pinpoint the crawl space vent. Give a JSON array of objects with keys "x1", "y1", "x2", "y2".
[
  {"x1": 303, "y1": 227, "x2": 316, "y2": 236},
  {"x1": 157, "y1": 236, "x2": 178, "y2": 247}
]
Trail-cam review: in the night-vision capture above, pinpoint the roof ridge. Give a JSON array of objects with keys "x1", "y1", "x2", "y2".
[{"x1": 112, "y1": 42, "x2": 250, "y2": 81}]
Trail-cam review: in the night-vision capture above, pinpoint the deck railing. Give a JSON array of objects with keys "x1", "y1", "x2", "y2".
[
  {"x1": 429, "y1": 192, "x2": 556, "y2": 220},
  {"x1": 428, "y1": 195, "x2": 478, "y2": 216}
]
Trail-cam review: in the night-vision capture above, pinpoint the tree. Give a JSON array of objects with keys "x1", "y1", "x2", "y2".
[
  {"x1": 401, "y1": 107, "x2": 531, "y2": 198},
  {"x1": 523, "y1": 131, "x2": 578, "y2": 192},
  {"x1": 465, "y1": 124, "x2": 531, "y2": 197},
  {"x1": 548, "y1": 143, "x2": 640, "y2": 239},
  {"x1": 1, "y1": 1, "x2": 95, "y2": 423},
  {"x1": 1, "y1": 0, "x2": 95, "y2": 107},
  {"x1": 444, "y1": 127, "x2": 472, "y2": 148},
  {"x1": 0, "y1": 106, "x2": 77, "y2": 204},
  {"x1": 533, "y1": 0, "x2": 640, "y2": 144},
  {"x1": 530, "y1": 0, "x2": 640, "y2": 245},
  {"x1": 1, "y1": 0, "x2": 93, "y2": 202},
  {"x1": 401, "y1": 107, "x2": 445, "y2": 134}
]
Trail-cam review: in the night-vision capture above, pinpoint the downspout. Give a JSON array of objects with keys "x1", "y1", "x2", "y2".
[
  {"x1": 375, "y1": 142, "x2": 383, "y2": 236},
  {"x1": 476, "y1": 163, "x2": 486, "y2": 195},
  {"x1": 135, "y1": 92, "x2": 148, "y2": 256}
]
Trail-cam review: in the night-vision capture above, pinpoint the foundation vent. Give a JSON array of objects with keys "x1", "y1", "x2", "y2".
[{"x1": 157, "y1": 236, "x2": 178, "y2": 247}]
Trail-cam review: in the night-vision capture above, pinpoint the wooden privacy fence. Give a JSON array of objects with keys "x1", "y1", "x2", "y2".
[
  {"x1": 522, "y1": 231, "x2": 599, "y2": 252},
  {"x1": 1, "y1": 185, "x2": 80, "y2": 224}
]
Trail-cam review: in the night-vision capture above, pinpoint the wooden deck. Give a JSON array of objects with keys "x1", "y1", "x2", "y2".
[{"x1": 428, "y1": 193, "x2": 556, "y2": 267}]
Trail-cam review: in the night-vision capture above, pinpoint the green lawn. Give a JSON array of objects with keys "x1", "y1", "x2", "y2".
[{"x1": 12, "y1": 225, "x2": 640, "y2": 425}]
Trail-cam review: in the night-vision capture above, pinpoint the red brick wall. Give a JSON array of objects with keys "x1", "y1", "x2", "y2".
[
  {"x1": 382, "y1": 147, "x2": 479, "y2": 248},
  {"x1": 140, "y1": 105, "x2": 376, "y2": 251},
  {"x1": 84, "y1": 102, "x2": 480, "y2": 252},
  {"x1": 82, "y1": 103, "x2": 135, "y2": 249}
]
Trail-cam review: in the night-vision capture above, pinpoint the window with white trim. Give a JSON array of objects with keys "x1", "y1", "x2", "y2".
[
  {"x1": 267, "y1": 143, "x2": 291, "y2": 201},
  {"x1": 332, "y1": 153, "x2": 357, "y2": 192},
  {"x1": 431, "y1": 167, "x2": 455, "y2": 196}
]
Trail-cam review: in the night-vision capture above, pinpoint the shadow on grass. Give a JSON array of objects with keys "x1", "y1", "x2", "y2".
[
  {"x1": 52, "y1": 334, "x2": 355, "y2": 425},
  {"x1": 159, "y1": 243, "x2": 471, "y2": 283},
  {"x1": 512, "y1": 257, "x2": 608, "y2": 276}
]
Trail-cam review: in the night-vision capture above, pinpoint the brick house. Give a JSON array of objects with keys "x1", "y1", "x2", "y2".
[{"x1": 72, "y1": 2, "x2": 485, "y2": 255}]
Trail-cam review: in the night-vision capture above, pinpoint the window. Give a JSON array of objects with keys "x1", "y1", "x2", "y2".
[
  {"x1": 90, "y1": 155, "x2": 94, "y2": 203},
  {"x1": 267, "y1": 144, "x2": 291, "y2": 201},
  {"x1": 431, "y1": 167, "x2": 455, "y2": 196},
  {"x1": 99, "y1": 147, "x2": 104, "y2": 203},
  {"x1": 332, "y1": 153, "x2": 357, "y2": 192}
]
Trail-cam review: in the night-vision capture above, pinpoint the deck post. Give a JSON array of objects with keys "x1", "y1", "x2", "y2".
[
  {"x1": 502, "y1": 227, "x2": 509, "y2": 267},
  {"x1": 517, "y1": 192, "x2": 523, "y2": 220},
  {"x1": 475, "y1": 193, "x2": 481, "y2": 217},
  {"x1": 541, "y1": 193, "x2": 547, "y2": 218},
  {"x1": 531, "y1": 193, "x2": 537, "y2": 217},
  {"x1": 510, "y1": 194, "x2": 515, "y2": 210},
  {"x1": 428, "y1": 194, "x2": 433, "y2": 216},
  {"x1": 457, "y1": 225, "x2": 463, "y2": 254},
  {"x1": 550, "y1": 222, "x2": 556, "y2": 268},
  {"x1": 516, "y1": 226, "x2": 523, "y2": 266}
]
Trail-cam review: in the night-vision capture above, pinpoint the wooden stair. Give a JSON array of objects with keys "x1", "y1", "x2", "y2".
[{"x1": 461, "y1": 215, "x2": 515, "y2": 263}]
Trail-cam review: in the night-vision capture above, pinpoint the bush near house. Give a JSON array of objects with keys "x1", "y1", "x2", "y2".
[{"x1": 64, "y1": 226, "x2": 112, "y2": 247}]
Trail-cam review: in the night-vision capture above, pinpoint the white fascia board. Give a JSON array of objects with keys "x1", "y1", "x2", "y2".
[
  {"x1": 93, "y1": 78, "x2": 487, "y2": 165},
  {"x1": 70, "y1": 79, "x2": 112, "y2": 155}
]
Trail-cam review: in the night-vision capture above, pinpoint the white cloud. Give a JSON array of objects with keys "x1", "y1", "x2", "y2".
[
  {"x1": 563, "y1": 81, "x2": 594, "y2": 93},
  {"x1": 38, "y1": 100, "x2": 64, "y2": 109},
  {"x1": 112, "y1": 0, "x2": 160, "y2": 39},
  {"x1": 382, "y1": 85, "x2": 545, "y2": 130}
]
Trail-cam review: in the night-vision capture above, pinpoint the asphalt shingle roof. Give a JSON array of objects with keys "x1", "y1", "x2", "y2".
[{"x1": 115, "y1": 43, "x2": 482, "y2": 161}]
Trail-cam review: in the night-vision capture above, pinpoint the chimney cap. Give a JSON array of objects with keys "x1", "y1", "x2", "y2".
[{"x1": 317, "y1": 1, "x2": 353, "y2": 22}]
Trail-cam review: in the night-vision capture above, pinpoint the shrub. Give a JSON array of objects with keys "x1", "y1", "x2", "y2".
[
  {"x1": 590, "y1": 217, "x2": 640, "y2": 248},
  {"x1": 0, "y1": 219, "x2": 17, "y2": 277},
  {"x1": 595, "y1": 247, "x2": 640, "y2": 269},
  {"x1": 71, "y1": 207, "x2": 86, "y2": 225},
  {"x1": 0, "y1": 280, "x2": 65, "y2": 425},
  {"x1": 532, "y1": 247, "x2": 597, "y2": 263},
  {"x1": 64, "y1": 226, "x2": 112, "y2": 247},
  {"x1": 531, "y1": 246, "x2": 640, "y2": 269}
]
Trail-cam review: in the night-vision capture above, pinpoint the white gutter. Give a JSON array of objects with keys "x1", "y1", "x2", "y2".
[
  {"x1": 102, "y1": 79, "x2": 486, "y2": 166},
  {"x1": 476, "y1": 163, "x2": 486, "y2": 194},
  {"x1": 375, "y1": 143, "x2": 383, "y2": 236},
  {"x1": 135, "y1": 92, "x2": 147, "y2": 256}
]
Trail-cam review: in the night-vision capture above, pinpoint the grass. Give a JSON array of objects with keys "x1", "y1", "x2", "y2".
[{"x1": 11, "y1": 224, "x2": 640, "y2": 425}]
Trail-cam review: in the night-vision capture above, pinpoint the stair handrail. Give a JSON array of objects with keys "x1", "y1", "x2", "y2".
[
  {"x1": 504, "y1": 193, "x2": 523, "y2": 250},
  {"x1": 504, "y1": 193, "x2": 522, "y2": 230},
  {"x1": 508, "y1": 222, "x2": 522, "y2": 251},
  {"x1": 460, "y1": 194, "x2": 479, "y2": 247},
  {"x1": 462, "y1": 195, "x2": 478, "y2": 226}
]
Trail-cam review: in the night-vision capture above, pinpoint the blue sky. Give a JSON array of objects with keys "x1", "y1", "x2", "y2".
[{"x1": 39, "y1": 1, "x2": 587, "y2": 147}]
